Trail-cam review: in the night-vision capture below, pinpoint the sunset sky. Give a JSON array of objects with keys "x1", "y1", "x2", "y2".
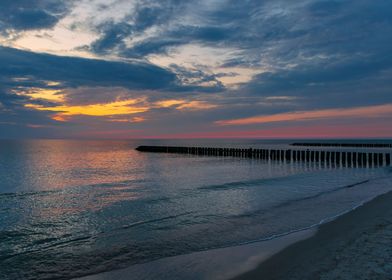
[{"x1": 1, "y1": 0, "x2": 392, "y2": 139}]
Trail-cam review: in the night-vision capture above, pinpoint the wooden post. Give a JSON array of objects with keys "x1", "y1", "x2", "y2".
[
  {"x1": 286, "y1": 150, "x2": 291, "y2": 161},
  {"x1": 315, "y1": 151, "x2": 320, "y2": 162},
  {"x1": 378, "y1": 153, "x2": 383, "y2": 166},
  {"x1": 367, "y1": 153, "x2": 372, "y2": 167},
  {"x1": 321, "y1": 151, "x2": 325, "y2": 162},
  {"x1": 353, "y1": 152, "x2": 357, "y2": 167},
  {"x1": 347, "y1": 152, "x2": 352, "y2": 167},
  {"x1": 358, "y1": 153, "x2": 363, "y2": 166},
  {"x1": 331, "y1": 152, "x2": 336, "y2": 165}
]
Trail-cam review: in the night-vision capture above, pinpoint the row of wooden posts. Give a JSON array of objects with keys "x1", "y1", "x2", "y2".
[
  {"x1": 292, "y1": 143, "x2": 392, "y2": 148},
  {"x1": 136, "y1": 146, "x2": 392, "y2": 167}
]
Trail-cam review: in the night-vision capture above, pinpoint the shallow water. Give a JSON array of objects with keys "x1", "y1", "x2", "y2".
[{"x1": 0, "y1": 139, "x2": 391, "y2": 279}]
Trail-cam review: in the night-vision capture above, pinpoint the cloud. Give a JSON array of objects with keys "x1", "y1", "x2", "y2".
[
  {"x1": 90, "y1": 0, "x2": 186, "y2": 55},
  {"x1": 26, "y1": 99, "x2": 149, "y2": 120},
  {"x1": 85, "y1": 0, "x2": 392, "y2": 95},
  {"x1": 0, "y1": 0, "x2": 72, "y2": 32},
  {"x1": 0, "y1": 45, "x2": 176, "y2": 137},
  {"x1": 0, "y1": 46, "x2": 177, "y2": 90},
  {"x1": 216, "y1": 104, "x2": 392, "y2": 126},
  {"x1": 1, "y1": 0, "x2": 392, "y2": 138}
]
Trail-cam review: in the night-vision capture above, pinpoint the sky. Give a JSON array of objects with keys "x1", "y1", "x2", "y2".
[{"x1": 0, "y1": 0, "x2": 392, "y2": 139}]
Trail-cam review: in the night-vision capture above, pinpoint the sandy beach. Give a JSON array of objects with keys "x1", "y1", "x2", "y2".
[
  {"x1": 76, "y1": 186, "x2": 392, "y2": 280},
  {"x1": 234, "y1": 191, "x2": 392, "y2": 280}
]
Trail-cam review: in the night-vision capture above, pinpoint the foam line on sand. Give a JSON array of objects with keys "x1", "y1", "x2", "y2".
[{"x1": 233, "y1": 191, "x2": 392, "y2": 280}]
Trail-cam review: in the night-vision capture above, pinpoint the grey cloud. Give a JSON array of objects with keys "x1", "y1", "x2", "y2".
[
  {"x1": 0, "y1": 0, "x2": 72, "y2": 32},
  {"x1": 0, "y1": 46, "x2": 177, "y2": 90},
  {"x1": 91, "y1": 0, "x2": 185, "y2": 56}
]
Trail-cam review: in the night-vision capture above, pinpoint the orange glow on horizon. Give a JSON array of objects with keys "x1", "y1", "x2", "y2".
[
  {"x1": 154, "y1": 99, "x2": 217, "y2": 110},
  {"x1": 136, "y1": 122, "x2": 392, "y2": 139},
  {"x1": 51, "y1": 114, "x2": 69, "y2": 122},
  {"x1": 108, "y1": 117, "x2": 146, "y2": 123},
  {"x1": 14, "y1": 88, "x2": 65, "y2": 102},
  {"x1": 25, "y1": 99, "x2": 149, "y2": 120},
  {"x1": 216, "y1": 104, "x2": 392, "y2": 126}
]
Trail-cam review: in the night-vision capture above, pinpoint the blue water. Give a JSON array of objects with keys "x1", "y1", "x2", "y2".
[{"x1": 0, "y1": 139, "x2": 391, "y2": 280}]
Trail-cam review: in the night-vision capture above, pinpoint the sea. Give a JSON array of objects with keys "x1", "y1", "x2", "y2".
[{"x1": 0, "y1": 139, "x2": 391, "y2": 279}]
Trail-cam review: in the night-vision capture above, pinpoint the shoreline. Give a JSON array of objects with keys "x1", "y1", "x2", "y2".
[
  {"x1": 233, "y1": 190, "x2": 392, "y2": 280},
  {"x1": 75, "y1": 189, "x2": 392, "y2": 280},
  {"x1": 76, "y1": 226, "x2": 316, "y2": 280}
]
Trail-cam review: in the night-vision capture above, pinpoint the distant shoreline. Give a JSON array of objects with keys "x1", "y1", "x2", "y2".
[{"x1": 233, "y1": 190, "x2": 392, "y2": 280}]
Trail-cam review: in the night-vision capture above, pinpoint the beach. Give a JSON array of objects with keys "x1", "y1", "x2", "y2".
[
  {"x1": 234, "y1": 190, "x2": 392, "y2": 280},
  {"x1": 77, "y1": 181, "x2": 392, "y2": 280}
]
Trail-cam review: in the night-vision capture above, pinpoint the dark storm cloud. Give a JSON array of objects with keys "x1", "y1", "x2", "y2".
[
  {"x1": 89, "y1": 0, "x2": 392, "y2": 82},
  {"x1": 84, "y1": 0, "x2": 392, "y2": 123},
  {"x1": 0, "y1": 46, "x2": 176, "y2": 90},
  {"x1": 91, "y1": 0, "x2": 185, "y2": 56},
  {"x1": 0, "y1": 0, "x2": 71, "y2": 32},
  {"x1": 240, "y1": 0, "x2": 392, "y2": 101},
  {"x1": 89, "y1": 0, "x2": 278, "y2": 58},
  {"x1": 245, "y1": 52, "x2": 392, "y2": 95},
  {"x1": 0, "y1": 46, "x2": 223, "y2": 94}
]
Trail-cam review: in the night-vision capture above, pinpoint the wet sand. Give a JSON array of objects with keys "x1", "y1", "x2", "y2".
[
  {"x1": 234, "y1": 191, "x2": 392, "y2": 280},
  {"x1": 76, "y1": 227, "x2": 315, "y2": 280},
  {"x1": 76, "y1": 191, "x2": 392, "y2": 280}
]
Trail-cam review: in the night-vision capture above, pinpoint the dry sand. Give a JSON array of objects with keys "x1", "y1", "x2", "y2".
[{"x1": 233, "y1": 191, "x2": 392, "y2": 280}]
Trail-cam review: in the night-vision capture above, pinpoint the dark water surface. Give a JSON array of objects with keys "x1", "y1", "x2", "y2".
[{"x1": 0, "y1": 139, "x2": 391, "y2": 279}]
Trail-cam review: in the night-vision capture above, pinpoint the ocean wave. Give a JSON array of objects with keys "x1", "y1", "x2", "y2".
[
  {"x1": 0, "y1": 178, "x2": 148, "y2": 201},
  {"x1": 230, "y1": 179, "x2": 371, "y2": 219},
  {"x1": 197, "y1": 176, "x2": 296, "y2": 191},
  {"x1": 120, "y1": 212, "x2": 193, "y2": 230},
  {"x1": 0, "y1": 190, "x2": 57, "y2": 199}
]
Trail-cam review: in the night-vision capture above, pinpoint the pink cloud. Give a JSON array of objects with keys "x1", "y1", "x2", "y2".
[{"x1": 216, "y1": 104, "x2": 392, "y2": 126}]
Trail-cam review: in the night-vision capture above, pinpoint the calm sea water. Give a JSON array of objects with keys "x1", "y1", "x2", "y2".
[{"x1": 0, "y1": 139, "x2": 391, "y2": 279}]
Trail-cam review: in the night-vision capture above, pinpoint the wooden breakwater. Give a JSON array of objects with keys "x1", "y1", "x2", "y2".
[
  {"x1": 291, "y1": 143, "x2": 392, "y2": 148},
  {"x1": 136, "y1": 146, "x2": 392, "y2": 167}
]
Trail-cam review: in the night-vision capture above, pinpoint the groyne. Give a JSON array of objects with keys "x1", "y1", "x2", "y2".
[
  {"x1": 291, "y1": 143, "x2": 392, "y2": 148},
  {"x1": 136, "y1": 146, "x2": 391, "y2": 167}
]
